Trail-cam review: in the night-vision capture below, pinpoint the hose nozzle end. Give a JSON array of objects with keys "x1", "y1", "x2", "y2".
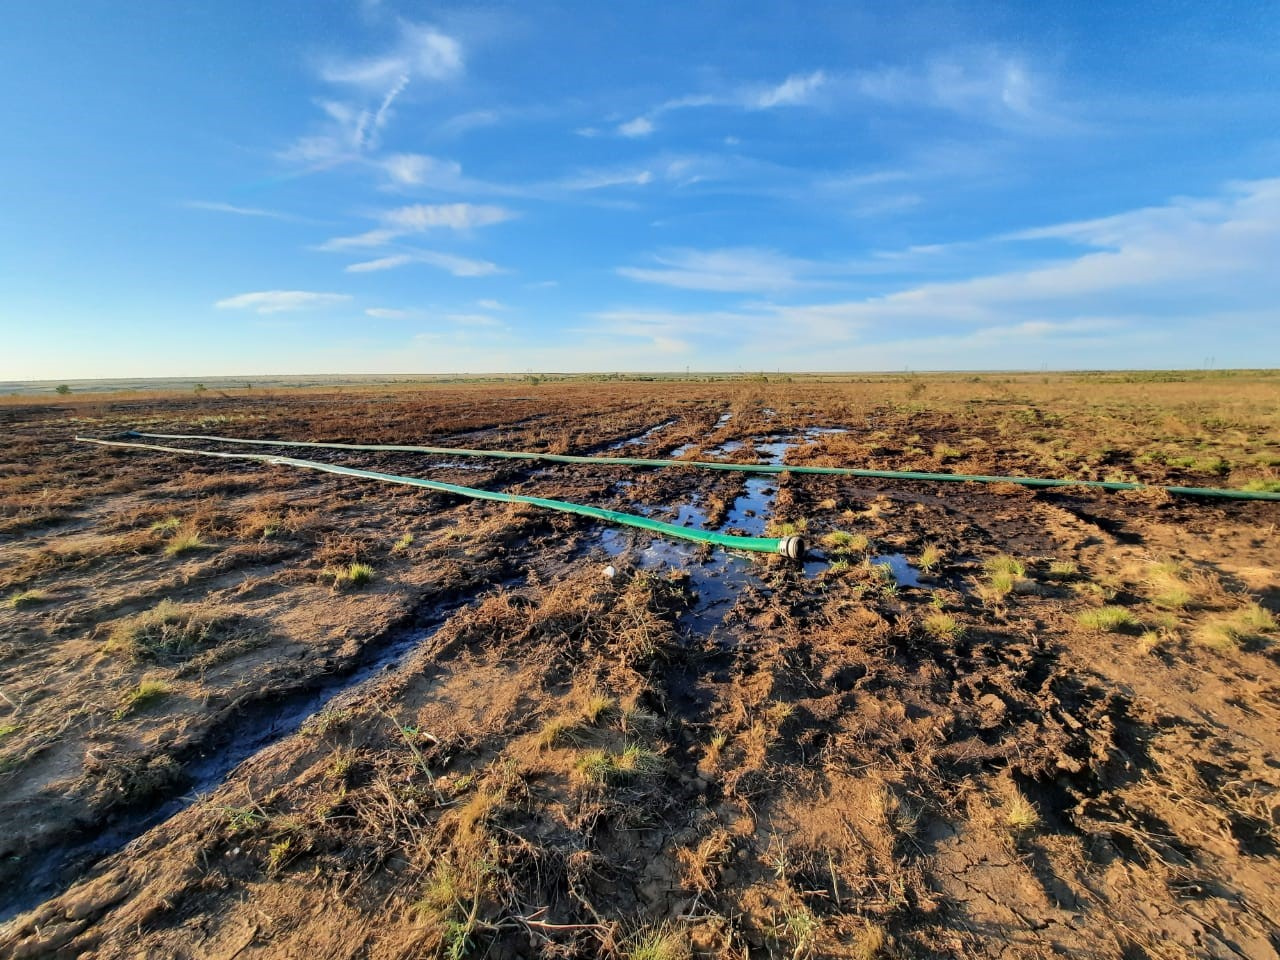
[{"x1": 777, "y1": 535, "x2": 807, "y2": 560}]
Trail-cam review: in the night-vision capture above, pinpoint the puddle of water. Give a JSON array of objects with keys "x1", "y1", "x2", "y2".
[
  {"x1": 870, "y1": 553, "x2": 923, "y2": 587},
  {"x1": 600, "y1": 525, "x2": 757, "y2": 634},
  {"x1": 668, "y1": 442, "x2": 697, "y2": 458},
  {"x1": 607, "y1": 419, "x2": 676, "y2": 451},
  {"x1": 762, "y1": 407, "x2": 777, "y2": 418},
  {"x1": 723, "y1": 477, "x2": 774, "y2": 536},
  {"x1": 713, "y1": 412, "x2": 732, "y2": 429}
]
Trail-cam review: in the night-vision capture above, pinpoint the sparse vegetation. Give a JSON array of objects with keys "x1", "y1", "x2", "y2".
[
  {"x1": 624, "y1": 925, "x2": 691, "y2": 960},
  {"x1": 1005, "y1": 788, "x2": 1040, "y2": 833},
  {"x1": 1196, "y1": 603, "x2": 1277, "y2": 650},
  {"x1": 917, "y1": 543, "x2": 943, "y2": 572},
  {"x1": 104, "y1": 600, "x2": 237, "y2": 660},
  {"x1": 822, "y1": 529, "x2": 870, "y2": 557},
  {"x1": 1077, "y1": 606, "x2": 1140, "y2": 632},
  {"x1": 332, "y1": 561, "x2": 375, "y2": 587},
  {"x1": 163, "y1": 532, "x2": 204, "y2": 556},
  {"x1": 6, "y1": 590, "x2": 46, "y2": 608},
  {"x1": 922, "y1": 611, "x2": 963, "y2": 640},
  {"x1": 113, "y1": 679, "x2": 172, "y2": 719}
]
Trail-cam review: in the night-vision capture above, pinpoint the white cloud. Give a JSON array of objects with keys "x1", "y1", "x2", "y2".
[
  {"x1": 345, "y1": 254, "x2": 416, "y2": 273},
  {"x1": 281, "y1": 22, "x2": 462, "y2": 170},
  {"x1": 319, "y1": 203, "x2": 514, "y2": 255},
  {"x1": 618, "y1": 116, "x2": 655, "y2": 138},
  {"x1": 184, "y1": 200, "x2": 306, "y2": 221},
  {"x1": 320, "y1": 22, "x2": 462, "y2": 89},
  {"x1": 848, "y1": 51, "x2": 1068, "y2": 131},
  {"x1": 381, "y1": 203, "x2": 515, "y2": 231},
  {"x1": 562, "y1": 168, "x2": 654, "y2": 190},
  {"x1": 345, "y1": 250, "x2": 500, "y2": 277},
  {"x1": 618, "y1": 248, "x2": 813, "y2": 293},
  {"x1": 380, "y1": 153, "x2": 463, "y2": 186},
  {"x1": 476, "y1": 299, "x2": 504, "y2": 310},
  {"x1": 753, "y1": 70, "x2": 826, "y2": 108},
  {"x1": 365, "y1": 307, "x2": 413, "y2": 319},
  {"x1": 417, "y1": 251, "x2": 500, "y2": 276},
  {"x1": 316, "y1": 228, "x2": 400, "y2": 251},
  {"x1": 215, "y1": 291, "x2": 351, "y2": 314}
]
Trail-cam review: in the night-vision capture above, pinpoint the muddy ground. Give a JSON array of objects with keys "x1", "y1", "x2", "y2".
[{"x1": 1, "y1": 373, "x2": 1278, "y2": 959}]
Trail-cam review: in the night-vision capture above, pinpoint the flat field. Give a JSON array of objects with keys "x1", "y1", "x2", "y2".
[{"x1": 1, "y1": 372, "x2": 1279, "y2": 959}]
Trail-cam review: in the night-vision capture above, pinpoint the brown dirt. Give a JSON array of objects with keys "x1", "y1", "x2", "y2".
[{"x1": 1, "y1": 373, "x2": 1278, "y2": 958}]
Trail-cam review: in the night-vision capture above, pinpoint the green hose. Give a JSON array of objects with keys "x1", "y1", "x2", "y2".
[
  {"x1": 123, "y1": 430, "x2": 1280, "y2": 502},
  {"x1": 74, "y1": 436, "x2": 807, "y2": 558}
]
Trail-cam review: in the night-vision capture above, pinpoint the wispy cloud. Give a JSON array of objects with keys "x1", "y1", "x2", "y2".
[
  {"x1": 320, "y1": 203, "x2": 516, "y2": 252},
  {"x1": 845, "y1": 50, "x2": 1072, "y2": 132},
  {"x1": 606, "y1": 178, "x2": 1280, "y2": 357},
  {"x1": 753, "y1": 70, "x2": 826, "y2": 108},
  {"x1": 382, "y1": 203, "x2": 514, "y2": 231},
  {"x1": 611, "y1": 69, "x2": 830, "y2": 137},
  {"x1": 319, "y1": 22, "x2": 462, "y2": 90},
  {"x1": 617, "y1": 116, "x2": 655, "y2": 138},
  {"x1": 618, "y1": 248, "x2": 816, "y2": 293},
  {"x1": 184, "y1": 200, "x2": 310, "y2": 222},
  {"x1": 562, "y1": 168, "x2": 654, "y2": 190},
  {"x1": 281, "y1": 21, "x2": 464, "y2": 171},
  {"x1": 345, "y1": 250, "x2": 501, "y2": 276},
  {"x1": 365, "y1": 307, "x2": 413, "y2": 319},
  {"x1": 344, "y1": 254, "x2": 417, "y2": 273},
  {"x1": 215, "y1": 291, "x2": 351, "y2": 314}
]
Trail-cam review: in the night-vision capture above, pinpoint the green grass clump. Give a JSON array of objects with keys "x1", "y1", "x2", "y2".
[
  {"x1": 6, "y1": 590, "x2": 46, "y2": 608},
  {"x1": 575, "y1": 744, "x2": 664, "y2": 785},
  {"x1": 1153, "y1": 586, "x2": 1193, "y2": 611},
  {"x1": 984, "y1": 555, "x2": 1026, "y2": 578},
  {"x1": 624, "y1": 926, "x2": 691, "y2": 960},
  {"x1": 1077, "y1": 606, "x2": 1140, "y2": 632},
  {"x1": 163, "y1": 532, "x2": 204, "y2": 556},
  {"x1": 917, "y1": 543, "x2": 943, "y2": 572},
  {"x1": 979, "y1": 554, "x2": 1027, "y2": 602},
  {"x1": 1240, "y1": 479, "x2": 1280, "y2": 493},
  {"x1": 0, "y1": 723, "x2": 20, "y2": 739},
  {"x1": 769, "y1": 519, "x2": 808, "y2": 538},
  {"x1": 392, "y1": 532, "x2": 414, "y2": 552},
  {"x1": 105, "y1": 600, "x2": 232, "y2": 660},
  {"x1": 113, "y1": 679, "x2": 171, "y2": 720},
  {"x1": 1047, "y1": 560, "x2": 1078, "y2": 581},
  {"x1": 536, "y1": 715, "x2": 581, "y2": 749},
  {"x1": 1195, "y1": 603, "x2": 1277, "y2": 651},
  {"x1": 822, "y1": 530, "x2": 869, "y2": 556},
  {"x1": 149, "y1": 516, "x2": 181, "y2": 533},
  {"x1": 922, "y1": 612, "x2": 964, "y2": 641},
  {"x1": 933, "y1": 443, "x2": 963, "y2": 461},
  {"x1": 335, "y1": 562, "x2": 375, "y2": 587}
]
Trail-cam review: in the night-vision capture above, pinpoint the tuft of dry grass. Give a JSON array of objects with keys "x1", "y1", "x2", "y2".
[
  {"x1": 624, "y1": 925, "x2": 691, "y2": 960},
  {"x1": 1077, "y1": 605, "x2": 1140, "y2": 632},
  {"x1": 104, "y1": 600, "x2": 235, "y2": 661},
  {"x1": 113, "y1": 679, "x2": 172, "y2": 720},
  {"x1": 922, "y1": 611, "x2": 964, "y2": 641},
  {"x1": 163, "y1": 532, "x2": 204, "y2": 557},
  {"x1": 1005, "y1": 788, "x2": 1040, "y2": 834},
  {"x1": 1195, "y1": 603, "x2": 1277, "y2": 651},
  {"x1": 917, "y1": 543, "x2": 943, "y2": 572}
]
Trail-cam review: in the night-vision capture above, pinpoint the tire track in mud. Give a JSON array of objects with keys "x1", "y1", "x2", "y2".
[{"x1": 0, "y1": 563, "x2": 528, "y2": 922}]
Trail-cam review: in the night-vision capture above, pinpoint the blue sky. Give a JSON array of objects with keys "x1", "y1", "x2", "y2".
[{"x1": 3, "y1": 1, "x2": 1280, "y2": 378}]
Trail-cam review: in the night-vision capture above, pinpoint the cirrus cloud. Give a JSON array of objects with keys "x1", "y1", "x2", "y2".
[{"x1": 214, "y1": 290, "x2": 352, "y2": 314}]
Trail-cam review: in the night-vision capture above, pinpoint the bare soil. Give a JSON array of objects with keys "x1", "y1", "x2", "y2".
[{"x1": 1, "y1": 373, "x2": 1278, "y2": 959}]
